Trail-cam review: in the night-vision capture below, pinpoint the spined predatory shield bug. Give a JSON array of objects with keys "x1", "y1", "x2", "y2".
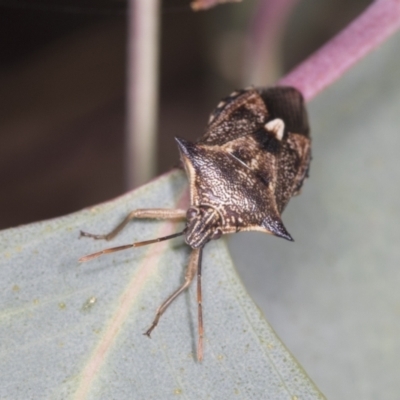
[{"x1": 79, "y1": 86, "x2": 311, "y2": 361}]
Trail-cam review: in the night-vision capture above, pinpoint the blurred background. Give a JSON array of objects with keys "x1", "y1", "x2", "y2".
[{"x1": 0, "y1": 0, "x2": 371, "y2": 230}]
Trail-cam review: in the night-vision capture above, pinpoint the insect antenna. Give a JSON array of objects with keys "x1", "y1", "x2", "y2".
[{"x1": 79, "y1": 230, "x2": 186, "y2": 263}]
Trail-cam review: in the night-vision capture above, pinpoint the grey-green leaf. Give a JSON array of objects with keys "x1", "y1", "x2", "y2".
[{"x1": 0, "y1": 170, "x2": 324, "y2": 399}]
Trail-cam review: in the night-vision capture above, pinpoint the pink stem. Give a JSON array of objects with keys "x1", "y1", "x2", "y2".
[
  {"x1": 246, "y1": 0, "x2": 299, "y2": 85},
  {"x1": 278, "y1": 0, "x2": 400, "y2": 101}
]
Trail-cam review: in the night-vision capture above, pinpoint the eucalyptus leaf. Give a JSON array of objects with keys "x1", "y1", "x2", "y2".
[{"x1": 0, "y1": 170, "x2": 324, "y2": 399}]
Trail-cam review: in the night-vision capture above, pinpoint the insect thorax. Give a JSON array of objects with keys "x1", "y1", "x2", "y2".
[{"x1": 177, "y1": 86, "x2": 311, "y2": 243}]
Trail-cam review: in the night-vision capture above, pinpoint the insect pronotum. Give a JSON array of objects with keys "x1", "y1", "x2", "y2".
[{"x1": 79, "y1": 86, "x2": 311, "y2": 361}]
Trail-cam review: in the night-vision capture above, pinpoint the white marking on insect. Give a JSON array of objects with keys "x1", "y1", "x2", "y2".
[{"x1": 265, "y1": 118, "x2": 285, "y2": 141}]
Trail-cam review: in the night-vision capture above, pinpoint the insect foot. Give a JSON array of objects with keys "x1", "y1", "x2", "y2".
[{"x1": 79, "y1": 86, "x2": 311, "y2": 362}]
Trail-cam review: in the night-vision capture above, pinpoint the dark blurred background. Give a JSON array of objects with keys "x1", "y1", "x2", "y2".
[{"x1": 0, "y1": 0, "x2": 371, "y2": 230}]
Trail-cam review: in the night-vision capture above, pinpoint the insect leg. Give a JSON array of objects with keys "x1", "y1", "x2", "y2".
[
  {"x1": 144, "y1": 248, "x2": 200, "y2": 338},
  {"x1": 80, "y1": 208, "x2": 186, "y2": 241},
  {"x1": 196, "y1": 247, "x2": 204, "y2": 362}
]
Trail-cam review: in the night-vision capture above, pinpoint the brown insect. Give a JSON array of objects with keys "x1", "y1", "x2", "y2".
[{"x1": 79, "y1": 86, "x2": 311, "y2": 361}]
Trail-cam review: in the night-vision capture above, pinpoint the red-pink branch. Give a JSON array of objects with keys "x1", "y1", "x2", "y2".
[
  {"x1": 278, "y1": 0, "x2": 400, "y2": 102},
  {"x1": 246, "y1": 0, "x2": 299, "y2": 85}
]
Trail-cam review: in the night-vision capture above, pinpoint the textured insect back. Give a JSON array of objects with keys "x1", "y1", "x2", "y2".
[
  {"x1": 202, "y1": 88, "x2": 268, "y2": 146},
  {"x1": 258, "y1": 87, "x2": 310, "y2": 138},
  {"x1": 258, "y1": 87, "x2": 311, "y2": 207},
  {"x1": 177, "y1": 86, "x2": 311, "y2": 242}
]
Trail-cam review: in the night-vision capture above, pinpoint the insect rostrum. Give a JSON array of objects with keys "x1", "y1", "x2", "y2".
[{"x1": 79, "y1": 86, "x2": 311, "y2": 361}]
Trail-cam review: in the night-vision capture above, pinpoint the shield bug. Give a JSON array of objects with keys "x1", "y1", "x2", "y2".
[{"x1": 79, "y1": 86, "x2": 311, "y2": 361}]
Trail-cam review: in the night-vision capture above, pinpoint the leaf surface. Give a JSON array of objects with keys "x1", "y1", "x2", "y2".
[{"x1": 0, "y1": 170, "x2": 324, "y2": 399}]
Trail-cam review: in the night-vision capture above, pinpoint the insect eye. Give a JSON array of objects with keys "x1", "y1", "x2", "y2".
[
  {"x1": 211, "y1": 229, "x2": 222, "y2": 240},
  {"x1": 186, "y1": 208, "x2": 199, "y2": 220}
]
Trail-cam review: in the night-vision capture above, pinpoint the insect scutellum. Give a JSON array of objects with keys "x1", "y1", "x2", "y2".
[{"x1": 79, "y1": 85, "x2": 311, "y2": 362}]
